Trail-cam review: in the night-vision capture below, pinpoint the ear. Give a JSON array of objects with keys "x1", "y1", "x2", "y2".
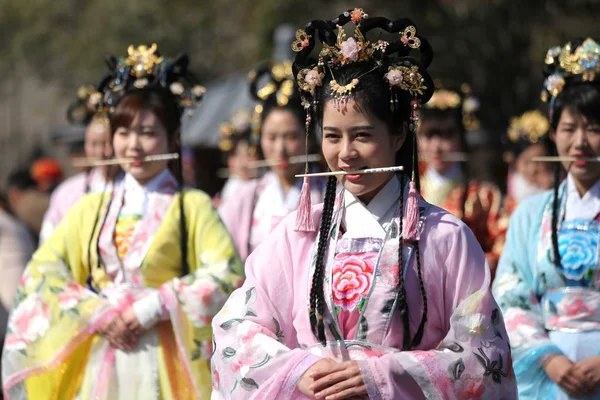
[{"x1": 549, "y1": 129, "x2": 557, "y2": 144}]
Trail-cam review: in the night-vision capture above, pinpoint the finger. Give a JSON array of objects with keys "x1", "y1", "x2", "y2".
[
  {"x1": 312, "y1": 364, "x2": 359, "y2": 393},
  {"x1": 315, "y1": 376, "x2": 363, "y2": 400},
  {"x1": 310, "y1": 363, "x2": 343, "y2": 380},
  {"x1": 323, "y1": 382, "x2": 367, "y2": 400},
  {"x1": 565, "y1": 370, "x2": 590, "y2": 391}
]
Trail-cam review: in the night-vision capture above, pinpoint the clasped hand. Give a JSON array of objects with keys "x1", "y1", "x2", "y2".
[
  {"x1": 545, "y1": 355, "x2": 600, "y2": 397},
  {"x1": 97, "y1": 305, "x2": 145, "y2": 351},
  {"x1": 297, "y1": 358, "x2": 368, "y2": 400}
]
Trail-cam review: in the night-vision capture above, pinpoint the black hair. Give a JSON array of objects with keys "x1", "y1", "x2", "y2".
[
  {"x1": 6, "y1": 170, "x2": 37, "y2": 191},
  {"x1": 549, "y1": 81, "x2": 600, "y2": 268},
  {"x1": 295, "y1": 11, "x2": 434, "y2": 347}
]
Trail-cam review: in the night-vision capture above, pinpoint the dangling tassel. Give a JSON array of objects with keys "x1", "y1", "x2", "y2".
[
  {"x1": 401, "y1": 181, "x2": 420, "y2": 241},
  {"x1": 402, "y1": 99, "x2": 422, "y2": 241},
  {"x1": 295, "y1": 176, "x2": 315, "y2": 232},
  {"x1": 295, "y1": 109, "x2": 316, "y2": 232}
]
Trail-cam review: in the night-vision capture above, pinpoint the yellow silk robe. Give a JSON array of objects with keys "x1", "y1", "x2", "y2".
[{"x1": 2, "y1": 188, "x2": 243, "y2": 400}]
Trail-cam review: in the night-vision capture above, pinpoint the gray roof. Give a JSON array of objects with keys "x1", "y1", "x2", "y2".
[{"x1": 181, "y1": 71, "x2": 257, "y2": 148}]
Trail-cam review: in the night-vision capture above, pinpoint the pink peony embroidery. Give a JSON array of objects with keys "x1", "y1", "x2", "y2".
[
  {"x1": 332, "y1": 255, "x2": 374, "y2": 311},
  {"x1": 560, "y1": 297, "x2": 592, "y2": 317},
  {"x1": 457, "y1": 375, "x2": 486, "y2": 399},
  {"x1": 58, "y1": 282, "x2": 93, "y2": 311},
  {"x1": 5, "y1": 294, "x2": 51, "y2": 350},
  {"x1": 176, "y1": 279, "x2": 228, "y2": 327},
  {"x1": 341, "y1": 38, "x2": 361, "y2": 62}
]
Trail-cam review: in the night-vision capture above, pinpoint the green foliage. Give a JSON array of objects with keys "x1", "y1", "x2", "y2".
[{"x1": 1, "y1": 0, "x2": 598, "y2": 124}]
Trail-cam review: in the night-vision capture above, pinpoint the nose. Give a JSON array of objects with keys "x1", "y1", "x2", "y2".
[
  {"x1": 572, "y1": 127, "x2": 589, "y2": 150},
  {"x1": 339, "y1": 137, "x2": 358, "y2": 161},
  {"x1": 273, "y1": 136, "x2": 286, "y2": 158},
  {"x1": 128, "y1": 132, "x2": 142, "y2": 151}
]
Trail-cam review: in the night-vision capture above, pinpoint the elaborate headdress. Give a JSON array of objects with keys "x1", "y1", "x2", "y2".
[
  {"x1": 66, "y1": 84, "x2": 105, "y2": 125},
  {"x1": 424, "y1": 83, "x2": 481, "y2": 131},
  {"x1": 541, "y1": 37, "x2": 600, "y2": 114},
  {"x1": 97, "y1": 43, "x2": 206, "y2": 116},
  {"x1": 503, "y1": 109, "x2": 551, "y2": 163},
  {"x1": 248, "y1": 60, "x2": 300, "y2": 140},
  {"x1": 218, "y1": 108, "x2": 258, "y2": 155},
  {"x1": 292, "y1": 8, "x2": 434, "y2": 234}
]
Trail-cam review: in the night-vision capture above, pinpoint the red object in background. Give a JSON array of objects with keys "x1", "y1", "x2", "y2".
[{"x1": 30, "y1": 158, "x2": 64, "y2": 193}]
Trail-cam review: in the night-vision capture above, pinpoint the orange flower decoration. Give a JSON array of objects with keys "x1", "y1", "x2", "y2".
[{"x1": 351, "y1": 8, "x2": 367, "y2": 24}]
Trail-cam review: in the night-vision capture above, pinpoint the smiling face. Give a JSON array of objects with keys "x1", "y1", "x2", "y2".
[
  {"x1": 321, "y1": 98, "x2": 405, "y2": 204},
  {"x1": 260, "y1": 108, "x2": 306, "y2": 181},
  {"x1": 551, "y1": 107, "x2": 600, "y2": 188},
  {"x1": 112, "y1": 110, "x2": 171, "y2": 184}
]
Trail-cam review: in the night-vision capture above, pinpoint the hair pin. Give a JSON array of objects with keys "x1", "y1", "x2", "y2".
[
  {"x1": 532, "y1": 156, "x2": 600, "y2": 162},
  {"x1": 73, "y1": 153, "x2": 179, "y2": 168},
  {"x1": 296, "y1": 165, "x2": 404, "y2": 178}
]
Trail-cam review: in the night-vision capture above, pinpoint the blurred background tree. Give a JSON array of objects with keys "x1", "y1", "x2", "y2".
[{"x1": 0, "y1": 0, "x2": 598, "y2": 185}]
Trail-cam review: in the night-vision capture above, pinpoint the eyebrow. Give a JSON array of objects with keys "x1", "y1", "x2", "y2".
[{"x1": 323, "y1": 125, "x2": 375, "y2": 132}]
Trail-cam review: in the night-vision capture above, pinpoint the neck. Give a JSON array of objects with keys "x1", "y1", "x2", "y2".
[
  {"x1": 357, "y1": 173, "x2": 394, "y2": 205},
  {"x1": 572, "y1": 176, "x2": 598, "y2": 197}
]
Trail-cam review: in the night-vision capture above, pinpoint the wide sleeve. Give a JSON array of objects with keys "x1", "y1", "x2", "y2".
[
  {"x1": 211, "y1": 220, "x2": 322, "y2": 400},
  {"x1": 156, "y1": 192, "x2": 244, "y2": 327},
  {"x1": 358, "y1": 220, "x2": 517, "y2": 400},
  {"x1": 2, "y1": 196, "x2": 113, "y2": 398},
  {"x1": 492, "y1": 197, "x2": 561, "y2": 398}
]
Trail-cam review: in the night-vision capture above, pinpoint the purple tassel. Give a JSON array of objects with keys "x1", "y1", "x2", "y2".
[
  {"x1": 295, "y1": 176, "x2": 316, "y2": 232},
  {"x1": 401, "y1": 181, "x2": 420, "y2": 241}
]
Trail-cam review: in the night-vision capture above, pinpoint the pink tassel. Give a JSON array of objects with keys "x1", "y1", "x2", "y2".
[
  {"x1": 295, "y1": 176, "x2": 316, "y2": 232},
  {"x1": 402, "y1": 181, "x2": 420, "y2": 241}
]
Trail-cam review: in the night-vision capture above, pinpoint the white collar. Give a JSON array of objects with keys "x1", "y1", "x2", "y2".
[
  {"x1": 425, "y1": 163, "x2": 462, "y2": 188},
  {"x1": 342, "y1": 175, "x2": 401, "y2": 238},
  {"x1": 565, "y1": 174, "x2": 600, "y2": 221},
  {"x1": 124, "y1": 169, "x2": 173, "y2": 194}
]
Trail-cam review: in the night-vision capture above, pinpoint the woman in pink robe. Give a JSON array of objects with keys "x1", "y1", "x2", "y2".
[
  {"x1": 211, "y1": 10, "x2": 516, "y2": 400},
  {"x1": 218, "y1": 61, "x2": 325, "y2": 261}
]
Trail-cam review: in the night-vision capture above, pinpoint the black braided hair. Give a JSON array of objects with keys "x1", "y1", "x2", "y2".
[
  {"x1": 309, "y1": 176, "x2": 337, "y2": 343},
  {"x1": 293, "y1": 10, "x2": 434, "y2": 345},
  {"x1": 397, "y1": 172, "x2": 411, "y2": 350},
  {"x1": 176, "y1": 140, "x2": 190, "y2": 276},
  {"x1": 86, "y1": 184, "x2": 108, "y2": 292},
  {"x1": 551, "y1": 163, "x2": 562, "y2": 267},
  {"x1": 410, "y1": 242, "x2": 428, "y2": 348}
]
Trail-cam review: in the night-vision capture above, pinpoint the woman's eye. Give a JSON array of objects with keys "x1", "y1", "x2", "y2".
[
  {"x1": 356, "y1": 132, "x2": 370, "y2": 138},
  {"x1": 116, "y1": 129, "x2": 128, "y2": 137},
  {"x1": 324, "y1": 133, "x2": 340, "y2": 140}
]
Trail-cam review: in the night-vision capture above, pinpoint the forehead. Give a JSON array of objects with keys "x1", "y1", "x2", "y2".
[
  {"x1": 558, "y1": 107, "x2": 594, "y2": 125},
  {"x1": 129, "y1": 110, "x2": 158, "y2": 127},
  {"x1": 419, "y1": 116, "x2": 461, "y2": 132},
  {"x1": 322, "y1": 98, "x2": 374, "y2": 125}
]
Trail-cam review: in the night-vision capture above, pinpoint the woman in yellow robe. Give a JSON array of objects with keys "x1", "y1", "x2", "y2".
[{"x1": 1, "y1": 45, "x2": 243, "y2": 400}]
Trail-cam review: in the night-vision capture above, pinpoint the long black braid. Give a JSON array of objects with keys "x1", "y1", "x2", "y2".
[
  {"x1": 176, "y1": 140, "x2": 190, "y2": 277},
  {"x1": 397, "y1": 172, "x2": 411, "y2": 350},
  {"x1": 309, "y1": 176, "x2": 337, "y2": 343},
  {"x1": 551, "y1": 163, "x2": 562, "y2": 267}
]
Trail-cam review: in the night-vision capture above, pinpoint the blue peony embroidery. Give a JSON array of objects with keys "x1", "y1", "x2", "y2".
[{"x1": 557, "y1": 225, "x2": 599, "y2": 285}]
